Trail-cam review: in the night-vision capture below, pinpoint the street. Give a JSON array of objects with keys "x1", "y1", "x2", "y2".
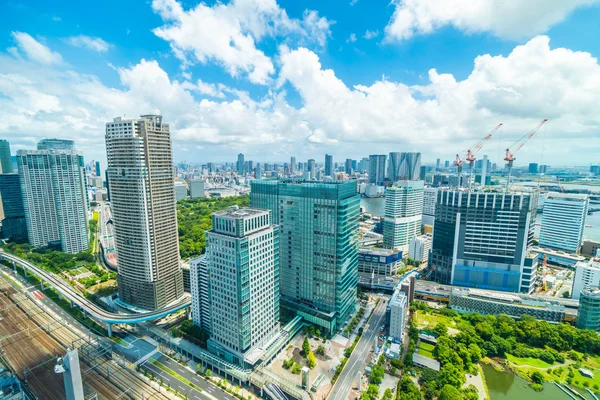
[{"x1": 328, "y1": 298, "x2": 388, "y2": 400}]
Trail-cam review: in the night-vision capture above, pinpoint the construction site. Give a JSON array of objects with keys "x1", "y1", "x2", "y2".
[{"x1": 0, "y1": 275, "x2": 171, "y2": 399}]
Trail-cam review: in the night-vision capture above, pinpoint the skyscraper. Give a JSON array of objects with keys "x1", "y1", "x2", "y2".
[
  {"x1": 388, "y1": 152, "x2": 402, "y2": 182},
  {"x1": 480, "y1": 154, "x2": 488, "y2": 187},
  {"x1": 401, "y1": 152, "x2": 422, "y2": 181},
  {"x1": 237, "y1": 153, "x2": 245, "y2": 175},
  {"x1": 189, "y1": 255, "x2": 211, "y2": 331},
  {"x1": 290, "y1": 156, "x2": 296, "y2": 174},
  {"x1": 358, "y1": 157, "x2": 369, "y2": 172},
  {"x1": 95, "y1": 161, "x2": 101, "y2": 177},
  {"x1": 383, "y1": 181, "x2": 424, "y2": 251},
  {"x1": 37, "y1": 138, "x2": 75, "y2": 151},
  {"x1": 205, "y1": 207, "x2": 280, "y2": 367},
  {"x1": 528, "y1": 163, "x2": 539, "y2": 174},
  {"x1": 436, "y1": 158, "x2": 440, "y2": 172},
  {"x1": 345, "y1": 158, "x2": 353, "y2": 175},
  {"x1": 429, "y1": 190, "x2": 539, "y2": 293},
  {"x1": 190, "y1": 179, "x2": 205, "y2": 198},
  {"x1": 255, "y1": 163, "x2": 262, "y2": 179},
  {"x1": 105, "y1": 115, "x2": 183, "y2": 310},
  {"x1": 307, "y1": 159, "x2": 316, "y2": 180},
  {"x1": 17, "y1": 143, "x2": 89, "y2": 253},
  {"x1": 577, "y1": 286, "x2": 600, "y2": 331},
  {"x1": 251, "y1": 180, "x2": 360, "y2": 333},
  {"x1": 0, "y1": 173, "x2": 27, "y2": 241},
  {"x1": 368, "y1": 154, "x2": 387, "y2": 186},
  {"x1": 0, "y1": 139, "x2": 13, "y2": 173},
  {"x1": 325, "y1": 154, "x2": 333, "y2": 177},
  {"x1": 539, "y1": 193, "x2": 588, "y2": 252}
]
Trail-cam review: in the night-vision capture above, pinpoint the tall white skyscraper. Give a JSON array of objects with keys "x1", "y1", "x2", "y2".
[
  {"x1": 422, "y1": 187, "x2": 437, "y2": 227},
  {"x1": 17, "y1": 142, "x2": 89, "y2": 254},
  {"x1": 540, "y1": 192, "x2": 589, "y2": 252},
  {"x1": 205, "y1": 207, "x2": 280, "y2": 367},
  {"x1": 190, "y1": 255, "x2": 211, "y2": 331},
  {"x1": 383, "y1": 181, "x2": 424, "y2": 252},
  {"x1": 105, "y1": 115, "x2": 183, "y2": 310}
]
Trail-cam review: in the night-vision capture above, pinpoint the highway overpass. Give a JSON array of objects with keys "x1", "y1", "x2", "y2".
[{"x1": 0, "y1": 251, "x2": 191, "y2": 335}]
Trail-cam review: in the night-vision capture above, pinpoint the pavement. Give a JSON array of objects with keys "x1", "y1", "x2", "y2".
[{"x1": 328, "y1": 297, "x2": 389, "y2": 400}]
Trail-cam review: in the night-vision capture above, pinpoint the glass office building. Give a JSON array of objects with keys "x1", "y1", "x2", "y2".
[{"x1": 251, "y1": 179, "x2": 360, "y2": 333}]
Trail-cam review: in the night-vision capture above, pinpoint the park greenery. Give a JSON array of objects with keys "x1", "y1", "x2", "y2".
[{"x1": 177, "y1": 195, "x2": 249, "y2": 259}]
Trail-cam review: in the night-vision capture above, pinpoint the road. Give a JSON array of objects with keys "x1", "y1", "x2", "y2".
[{"x1": 328, "y1": 298, "x2": 388, "y2": 400}]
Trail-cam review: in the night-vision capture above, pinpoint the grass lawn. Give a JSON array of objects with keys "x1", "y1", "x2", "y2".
[
  {"x1": 417, "y1": 342, "x2": 436, "y2": 358},
  {"x1": 506, "y1": 354, "x2": 554, "y2": 368},
  {"x1": 414, "y1": 310, "x2": 456, "y2": 328}
]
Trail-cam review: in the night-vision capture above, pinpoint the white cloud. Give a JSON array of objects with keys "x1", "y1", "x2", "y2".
[
  {"x1": 65, "y1": 35, "x2": 110, "y2": 52},
  {"x1": 364, "y1": 29, "x2": 379, "y2": 40},
  {"x1": 11, "y1": 32, "x2": 62, "y2": 65},
  {"x1": 384, "y1": 0, "x2": 598, "y2": 42},
  {"x1": 346, "y1": 33, "x2": 357, "y2": 43},
  {"x1": 350, "y1": 0, "x2": 359, "y2": 5},
  {"x1": 151, "y1": 0, "x2": 332, "y2": 85}
]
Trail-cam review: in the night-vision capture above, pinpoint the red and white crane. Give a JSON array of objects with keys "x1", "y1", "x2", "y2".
[
  {"x1": 454, "y1": 123, "x2": 503, "y2": 188},
  {"x1": 504, "y1": 119, "x2": 548, "y2": 191}
]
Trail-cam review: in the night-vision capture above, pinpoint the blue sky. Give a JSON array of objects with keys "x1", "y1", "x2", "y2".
[{"x1": 1, "y1": 0, "x2": 600, "y2": 166}]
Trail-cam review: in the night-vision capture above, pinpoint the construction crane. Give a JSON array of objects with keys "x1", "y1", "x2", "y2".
[
  {"x1": 465, "y1": 123, "x2": 503, "y2": 189},
  {"x1": 453, "y1": 123, "x2": 502, "y2": 189},
  {"x1": 504, "y1": 119, "x2": 548, "y2": 191}
]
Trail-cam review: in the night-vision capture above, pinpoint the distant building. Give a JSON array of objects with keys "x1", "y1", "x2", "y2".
[
  {"x1": 0, "y1": 174, "x2": 27, "y2": 241},
  {"x1": 369, "y1": 154, "x2": 387, "y2": 186},
  {"x1": 0, "y1": 139, "x2": 13, "y2": 173},
  {"x1": 325, "y1": 154, "x2": 333, "y2": 177},
  {"x1": 190, "y1": 179, "x2": 205, "y2": 198},
  {"x1": 383, "y1": 181, "x2": 424, "y2": 252},
  {"x1": 572, "y1": 252, "x2": 600, "y2": 300},
  {"x1": 345, "y1": 158, "x2": 353, "y2": 175},
  {"x1": 255, "y1": 163, "x2": 262, "y2": 180},
  {"x1": 206, "y1": 207, "x2": 280, "y2": 367},
  {"x1": 307, "y1": 159, "x2": 316, "y2": 180},
  {"x1": 358, "y1": 157, "x2": 369, "y2": 173},
  {"x1": 251, "y1": 179, "x2": 359, "y2": 333},
  {"x1": 436, "y1": 159, "x2": 440, "y2": 171},
  {"x1": 237, "y1": 153, "x2": 245, "y2": 175},
  {"x1": 539, "y1": 192, "x2": 588, "y2": 253},
  {"x1": 388, "y1": 290, "x2": 408, "y2": 341},
  {"x1": 290, "y1": 156, "x2": 296, "y2": 174},
  {"x1": 429, "y1": 190, "x2": 539, "y2": 293},
  {"x1": 450, "y1": 287, "x2": 565, "y2": 323},
  {"x1": 358, "y1": 248, "x2": 403, "y2": 276},
  {"x1": 577, "y1": 286, "x2": 600, "y2": 331},
  {"x1": 174, "y1": 181, "x2": 188, "y2": 201},
  {"x1": 388, "y1": 152, "x2": 421, "y2": 182},
  {"x1": 528, "y1": 163, "x2": 538, "y2": 174},
  {"x1": 582, "y1": 240, "x2": 600, "y2": 257},
  {"x1": 409, "y1": 234, "x2": 432, "y2": 263},
  {"x1": 95, "y1": 161, "x2": 101, "y2": 177},
  {"x1": 422, "y1": 187, "x2": 437, "y2": 227},
  {"x1": 189, "y1": 255, "x2": 211, "y2": 331},
  {"x1": 539, "y1": 165, "x2": 548, "y2": 174},
  {"x1": 17, "y1": 144, "x2": 89, "y2": 253}
]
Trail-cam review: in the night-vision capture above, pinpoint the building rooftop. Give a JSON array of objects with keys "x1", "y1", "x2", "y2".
[
  {"x1": 359, "y1": 247, "x2": 401, "y2": 256},
  {"x1": 213, "y1": 206, "x2": 268, "y2": 219},
  {"x1": 546, "y1": 192, "x2": 589, "y2": 200}
]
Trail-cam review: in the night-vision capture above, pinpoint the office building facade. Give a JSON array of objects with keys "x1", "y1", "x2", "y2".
[
  {"x1": 539, "y1": 192, "x2": 588, "y2": 253},
  {"x1": 0, "y1": 174, "x2": 27, "y2": 241},
  {"x1": 0, "y1": 139, "x2": 13, "y2": 173},
  {"x1": 429, "y1": 190, "x2": 539, "y2": 293},
  {"x1": 307, "y1": 159, "x2": 316, "y2": 180},
  {"x1": 17, "y1": 146, "x2": 89, "y2": 253},
  {"x1": 174, "y1": 181, "x2": 188, "y2": 201},
  {"x1": 368, "y1": 154, "x2": 387, "y2": 186},
  {"x1": 237, "y1": 153, "x2": 245, "y2": 175},
  {"x1": 577, "y1": 286, "x2": 600, "y2": 331},
  {"x1": 325, "y1": 154, "x2": 333, "y2": 177},
  {"x1": 189, "y1": 255, "x2": 211, "y2": 331},
  {"x1": 190, "y1": 179, "x2": 205, "y2": 198},
  {"x1": 422, "y1": 187, "x2": 437, "y2": 227},
  {"x1": 345, "y1": 159, "x2": 353, "y2": 175},
  {"x1": 383, "y1": 181, "x2": 424, "y2": 251},
  {"x1": 358, "y1": 248, "x2": 403, "y2": 276},
  {"x1": 409, "y1": 234, "x2": 432, "y2": 263},
  {"x1": 206, "y1": 208, "x2": 280, "y2": 367},
  {"x1": 105, "y1": 115, "x2": 183, "y2": 310},
  {"x1": 572, "y1": 253, "x2": 600, "y2": 300},
  {"x1": 388, "y1": 290, "x2": 408, "y2": 341},
  {"x1": 251, "y1": 179, "x2": 360, "y2": 333}
]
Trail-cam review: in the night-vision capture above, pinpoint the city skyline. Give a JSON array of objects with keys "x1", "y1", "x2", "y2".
[{"x1": 1, "y1": 1, "x2": 600, "y2": 165}]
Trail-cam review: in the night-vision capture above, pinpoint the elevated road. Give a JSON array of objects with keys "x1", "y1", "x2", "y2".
[{"x1": 0, "y1": 251, "x2": 190, "y2": 331}]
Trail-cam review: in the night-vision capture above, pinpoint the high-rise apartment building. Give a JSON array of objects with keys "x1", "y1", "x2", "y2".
[
  {"x1": 577, "y1": 286, "x2": 600, "y2": 331},
  {"x1": 409, "y1": 234, "x2": 432, "y2": 263},
  {"x1": 325, "y1": 154, "x2": 333, "y2": 177},
  {"x1": 251, "y1": 180, "x2": 360, "y2": 333},
  {"x1": 539, "y1": 192, "x2": 588, "y2": 253},
  {"x1": 422, "y1": 187, "x2": 437, "y2": 226},
  {"x1": 383, "y1": 181, "x2": 424, "y2": 251},
  {"x1": 571, "y1": 252, "x2": 600, "y2": 300},
  {"x1": 205, "y1": 207, "x2": 280, "y2": 367},
  {"x1": 237, "y1": 153, "x2": 245, "y2": 175},
  {"x1": 429, "y1": 190, "x2": 539, "y2": 293},
  {"x1": 0, "y1": 174, "x2": 27, "y2": 241},
  {"x1": 105, "y1": 115, "x2": 183, "y2": 310},
  {"x1": 0, "y1": 139, "x2": 13, "y2": 173},
  {"x1": 189, "y1": 255, "x2": 211, "y2": 331},
  {"x1": 345, "y1": 159, "x2": 353, "y2": 175},
  {"x1": 368, "y1": 154, "x2": 387, "y2": 186},
  {"x1": 17, "y1": 144, "x2": 89, "y2": 253},
  {"x1": 388, "y1": 290, "x2": 408, "y2": 341},
  {"x1": 307, "y1": 159, "x2": 316, "y2": 180}
]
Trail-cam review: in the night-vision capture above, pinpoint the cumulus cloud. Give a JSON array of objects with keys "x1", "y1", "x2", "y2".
[
  {"x1": 65, "y1": 35, "x2": 110, "y2": 52},
  {"x1": 346, "y1": 33, "x2": 357, "y2": 43},
  {"x1": 363, "y1": 29, "x2": 379, "y2": 40},
  {"x1": 151, "y1": 0, "x2": 332, "y2": 85},
  {"x1": 11, "y1": 32, "x2": 62, "y2": 64},
  {"x1": 384, "y1": 0, "x2": 598, "y2": 42}
]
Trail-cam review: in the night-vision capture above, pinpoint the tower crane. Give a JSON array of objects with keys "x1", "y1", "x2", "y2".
[
  {"x1": 453, "y1": 123, "x2": 502, "y2": 189},
  {"x1": 504, "y1": 119, "x2": 548, "y2": 191}
]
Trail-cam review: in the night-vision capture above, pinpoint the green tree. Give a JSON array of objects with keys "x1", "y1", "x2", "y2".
[
  {"x1": 438, "y1": 385, "x2": 462, "y2": 400},
  {"x1": 360, "y1": 384, "x2": 379, "y2": 400},
  {"x1": 316, "y1": 345, "x2": 326, "y2": 356},
  {"x1": 439, "y1": 363, "x2": 465, "y2": 388},
  {"x1": 381, "y1": 388, "x2": 394, "y2": 400},
  {"x1": 370, "y1": 364, "x2": 385, "y2": 384},
  {"x1": 531, "y1": 371, "x2": 544, "y2": 384},
  {"x1": 307, "y1": 351, "x2": 317, "y2": 369},
  {"x1": 291, "y1": 363, "x2": 301, "y2": 374},
  {"x1": 397, "y1": 376, "x2": 421, "y2": 400},
  {"x1": 302, "y1": 337, "x2": 311, "y2": 356},
  {"x1": 205, "y1": 369, "x2": 212, "y2": 377}
]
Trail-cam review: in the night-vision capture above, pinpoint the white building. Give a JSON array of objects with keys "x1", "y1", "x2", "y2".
[
  {"x1": 190, "y1": 179, "x2": 205, "y2": 198},
  {"x1": 383, "y1": 181, "x2": 424, "y2": 252},
  {"x1": 409, "y1": 234, "x2": 432, "y2": 263},
  {"x1": 422, "y1": 187, "x2": 437, "y2": 227},
  {"x1": 206, "y1": 207, "x2": 280, "y2": 367},
  {"x1": 572, "y1": 251, "x2": 600, "y2": 300},
  {"x1": 17, "y1": 143, "x2": 89, "y2": 254},
  {"x1": 174, "y1": 180, "x2": 188, "y2": 201},
  {"x1": 388, "y1": 290, "x2": 408, "y2": 342},
  {"x1": 189, "y1": 255, "x2": 211, "y2": 331},
  {"x1": 540, "y1": 192, "x2": 589, "y2": 253}
]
